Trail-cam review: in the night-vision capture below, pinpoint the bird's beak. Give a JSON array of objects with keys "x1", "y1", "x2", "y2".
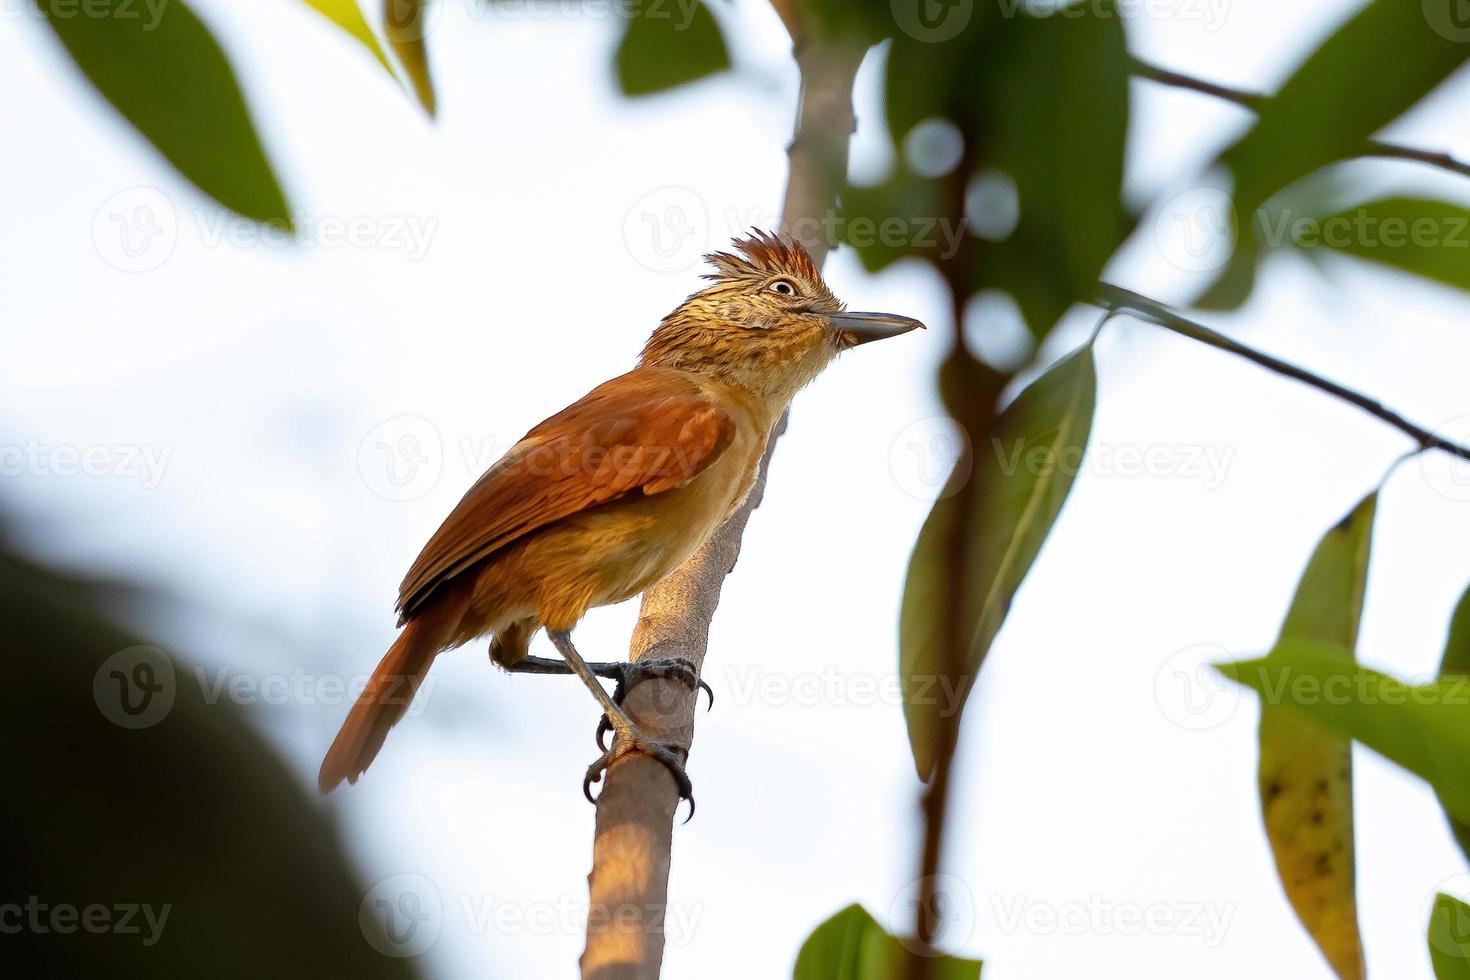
[{"x1": 826, "y1": 311, "x2": 926, "y2": 346}]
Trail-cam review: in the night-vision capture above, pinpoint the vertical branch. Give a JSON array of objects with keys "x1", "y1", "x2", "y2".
[
  {"x1": 907, "y1": 150, "x2": 986, "y2": 980},
  {"x1": 578, "y1": 10, "x2": 868, "y2": 980}
]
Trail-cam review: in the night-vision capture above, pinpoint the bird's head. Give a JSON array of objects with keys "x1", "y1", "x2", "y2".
[{"x1": 639, "y1": 231, "x2": 923, "y2": 403}]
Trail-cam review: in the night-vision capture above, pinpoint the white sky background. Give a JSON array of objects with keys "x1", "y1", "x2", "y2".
[{"x1": 5, "y1": 0, "x2": 1470, "y2": 976}]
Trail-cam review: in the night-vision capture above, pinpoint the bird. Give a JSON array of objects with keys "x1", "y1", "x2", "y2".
[{"x1": 318, "y1": 230, "x2": 923, "y2": 807}]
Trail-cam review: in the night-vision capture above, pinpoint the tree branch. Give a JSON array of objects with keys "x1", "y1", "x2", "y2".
[
  {"x1": 1129, "y1": 56, "x2": 1470, "y2": 181},
  {"x1": 1094, "y1": 283, "x2": 1470, "y2": 463},
  {"x1": 578, "y1": 14, "x2": 867, "y2": 980}
]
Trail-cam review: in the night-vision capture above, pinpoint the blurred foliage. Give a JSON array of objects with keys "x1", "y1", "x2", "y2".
[
  {"x1": 1255, "y1": 494, "x2": 1374, "y2": 980},
  {"x1": 842, "y1": 2, "x2": 1129, "y2": 342},
  {"x1": 616, "y1": 0, "x2": 730, "y2": 97},
  {"x1": 793, "y1": 904, "x2": 981, "y2": 980},
  {"x1": 900, "y1": 345, "x2": 1096, "y2": 779},
  {"x1": 1200, "y1": 0, "x2": 1470, "y2": 310},
  {"x1": 1301, "y1": 198, "x2": 1470, "y2": 294},
  {"x1": 304, "y1": 0, "x2": 395, "y2": 74},
  {"x1": 35, "y1": 0, "x2": 291, "y2": 228},
  {"x1": 384, "y1": 0, "x2": 436, "y2": 116},
  {"x1": 1431, "y1": 894, "x2": 1470, "y2": 980},
  {"x1": 1438, "y1": 586, "x2": 1470, "y2": 866},
  {"x1": 1219, "y1": 643, "x2": 1470, "y2": 827},
  {"x1": 0, "y1": 542, "x2": 413, "y2": 978}
]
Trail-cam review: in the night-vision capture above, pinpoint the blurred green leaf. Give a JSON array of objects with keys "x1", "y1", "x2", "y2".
[
  {"x1": 1302, "y1": 198, "x2": 1470, "y2": 293},
  {"x1": 793, "y1": 904, "x2": 982, "y2": 980},
  {"x1": 1440, "y1": 586, "x2": 1470, "y2": 865},
  {"x1": 0, "y1": 545, "x2": 414, "y2": 976},
  {"x1": 616, "y1": 0, "x2": 730, "y2": 97},
  {"x1": 302, "y1": 0, "x2": 395, "y2": 74},
  {"x1": 384, "y1": 0, "x2": 436, "y2": 116},
  {"x1": 857, "y1": 4, "x2": 1129, "y2": 339},
  {"x1": 1223, "y1": 0, "x2": 1470, "y2": 217},
  {"x1": 901, "y1": 346, "x2": 1096, "y2": 779},
  {"x1": 36, "y1": 0, "x2": 291, "y2": 227},
  {"x1": 1431, "y1": 893, "x2": 1470, "y2": 980},
  {"x1": 1217, "y1": 643, "x2": 1470, "y2": 825},
  {"x1": 1257, "y1": 494, "x2": 1374, "y2": 980}
]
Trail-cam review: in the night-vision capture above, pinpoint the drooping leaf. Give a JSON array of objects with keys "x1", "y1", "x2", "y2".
[
  {"x1": 35, "y1": 0, "x2": 291, "y2": 227},
  {"x1": 1431, "y1": 893, "x2": 1470, "y2": 980},
  {"x1": 384, "y1": 0, "x2": 435, "y2": 116},
  {"x1": 1224, "y1": 0, "x2": 1470, "y2": 218},
  {"x1": 1439, "y1": 585, "x2": 1470, "y2": 865},
  {"x1": 1217, "y1": 643, "x2": 1470, "y2": 826},
  {"x1": 900, "y1": 346, "x2": 1096, "y2": 779},
  {"x1": 1301, "y1": 198, "x2": 1470, "y2": 294},
  {"x1": 301, "y1": 0, "x2": 394, "y2": 74},
  {"x1": 793, "y1": 904, "x2": 981, "y2": 980},
  {"x1": 616, "y1": 0, "x2": 730, "y2": 98},
  {"x1": 1256, "y1": 494, "x2": 1374, "y2": 980},
  {"x1": 854, "y1": 3, "x2": 1129, "y2": 339}
]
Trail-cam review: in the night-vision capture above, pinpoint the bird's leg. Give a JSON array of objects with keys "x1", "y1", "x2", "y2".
[
  {"x1": 545, "y1": 629, "x2": 695, "y2": 815},
  {"x1": 501, "y1": 654, "x2": 713, "y2": 751}
]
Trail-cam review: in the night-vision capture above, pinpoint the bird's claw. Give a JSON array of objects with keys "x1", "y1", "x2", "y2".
[
  {"x1": 583, "y1": 728, "x2": 695, "y2": 821},
  {"x1": 593, "y1": 657, "x2": 712, "y2": 752}
]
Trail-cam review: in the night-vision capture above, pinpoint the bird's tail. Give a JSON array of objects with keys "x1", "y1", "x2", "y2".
[{"x1": 318, "y1": 618, "x2": 441, "y2": 794}]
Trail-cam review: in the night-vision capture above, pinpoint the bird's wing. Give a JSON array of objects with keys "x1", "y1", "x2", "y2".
[{"x1": 396, "y1": 367, "x2": 736, "y2": 618}]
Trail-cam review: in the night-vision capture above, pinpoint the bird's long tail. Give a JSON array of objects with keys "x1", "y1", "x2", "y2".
[{"x1": 318, "y1": 617, "x2": 441, "y2": 794}]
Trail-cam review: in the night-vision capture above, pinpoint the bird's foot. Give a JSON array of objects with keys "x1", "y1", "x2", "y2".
[
  {"x1": 593, "y1": 657, "x2": 711, "y2": 751},
  {"x1": 583, "y1": 720, "x2": 694, "y2": 819}
]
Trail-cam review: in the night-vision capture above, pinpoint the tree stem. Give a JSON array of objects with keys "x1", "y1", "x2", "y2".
[
  {"x1": 1129, "y1": 56, "x2": 1470, "y2": 180},
  {"x1": 1094, "y1": 283, "x2": 1470, "y2": 462},
  {"x1": 577, "y1": 16, "x2": 867, "y2": 979}
]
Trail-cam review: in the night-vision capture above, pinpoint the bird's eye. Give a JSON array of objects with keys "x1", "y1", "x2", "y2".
[{"x1": 769, "y1": 279, "x2": 798, "y2": 296}]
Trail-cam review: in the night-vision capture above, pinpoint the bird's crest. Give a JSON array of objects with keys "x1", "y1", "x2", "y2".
[{"x1": 702, "y1": 230, "x2": 822, "y2": 285}]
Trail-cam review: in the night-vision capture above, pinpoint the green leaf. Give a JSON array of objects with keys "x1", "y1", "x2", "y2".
[
  {"x1": 794, "y1": 904, "x2": 982, "y2": 980},
  {"x1": 301, "y1": 0, "x2": 394, "y2": 75},
  {"x1": 900, "y1": 346, "x2": 1097, "y2": 779},
  {"x1": 1431, "y1": 893, "x2": 1470, "y2": 980},
  {"x1": 862, "y1": 4, "x2": 1129, "y2": 339},
  {"x1": 1440, "y1": 585, "x2": 1470, "y2": 865},
  {"x1": 384, "y1": 0, "x2": 436, "y2": 116},
  {"x1": 1223, "y1": 0, "x2": 1470, "y2": 218},
  {"x1": 1256, "y1": 494, "x2": 1374, "y2": 980},
  {"x1": 1216, "y1": 644, "x2": 1470, "y2": 826},
  {"x1": 1301, "y1": 198, "x2": 1470, "y2": 294},
  {"x1": 36, "y1": 0, "x2": 290, "y2": 227},
  {"x1": 615, "y1": 0, "x2": 730, "y2": 97}
]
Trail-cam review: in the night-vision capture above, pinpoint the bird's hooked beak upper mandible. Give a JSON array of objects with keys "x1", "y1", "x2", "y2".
[{"x1": 825, "y1": 310, "x2": 927, "y2": 346}]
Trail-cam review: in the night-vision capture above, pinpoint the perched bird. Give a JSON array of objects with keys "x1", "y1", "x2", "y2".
[{"x1": 318, "y1": 231, "x2": 922, "y2": 804}]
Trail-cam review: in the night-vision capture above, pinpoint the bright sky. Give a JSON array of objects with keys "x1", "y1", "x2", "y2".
[{"x1": 5, "y1": 0, "x2": 1470, "y2": 977}]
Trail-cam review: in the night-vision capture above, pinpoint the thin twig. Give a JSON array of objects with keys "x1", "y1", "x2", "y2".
[
  {"x1": 1129, "y1": 56, "x2": 1470, "y2": 180},
  {"x1": 1094, "y1": 283, "x2": 1470, "y2": 463},
  {"x1": 577, "y1": 11, "x2": 868, "y2": 979}
]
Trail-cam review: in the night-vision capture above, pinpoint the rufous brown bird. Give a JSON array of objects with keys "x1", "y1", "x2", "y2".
[{"x1": 318, "y1": 231, "x2": 922, "y2": 805}]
